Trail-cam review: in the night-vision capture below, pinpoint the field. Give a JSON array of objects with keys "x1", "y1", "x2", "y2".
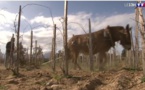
[
  {"x1": 0, "y1": 1, "x2": 144, "y2": 90},
  {"x1": 0, "y1": 61, "x2": 145, "y2": 90}
]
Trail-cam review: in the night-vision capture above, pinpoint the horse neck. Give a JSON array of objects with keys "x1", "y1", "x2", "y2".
[{"x1": 109, "y1": 27, "x2": 122, "y2": 42}]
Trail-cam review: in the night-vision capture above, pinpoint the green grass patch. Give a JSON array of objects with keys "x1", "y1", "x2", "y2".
[
  {"x1": 0, "y1": 85, "x2": 7, "y2": 90},
  {"x1": 122, "y1": 67, "x2": 142, "y2": 71},
  {"x1": 141, "y1": 76, "x2": 145, "y2": 83},
  {"x1": 54, "y1": 75, "x2": 63, "y2": 81},
  {"x1": 52, "y1": 73, "x2": 64, "y2": 82}
]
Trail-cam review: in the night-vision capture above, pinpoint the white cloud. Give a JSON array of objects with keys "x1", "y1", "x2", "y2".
[
  {"x1": 93, "y1": 13, "x2": 134, "y2": 30},
  {"x1": 0, "y1": 10, "x2": 26, "y2": 26},
  {"x1": 30, "y1": 16, "x2": 55, "y2": 26}
]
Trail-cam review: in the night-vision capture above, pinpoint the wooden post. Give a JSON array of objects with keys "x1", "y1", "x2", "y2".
[
  {"x1": 35, "y1": 40, "x2": 37, "y2": 65},
  {"x1": 88, "y1": 19, "x2": 94, "y2": 71},
  {"x1": 135, "y1": 7, "x2": 139, "y2": 69},
  {"x1": 30, "y1": 30, "x2": 33, "y2": 64},
  {"x1": 26, "y1": 48, "x2": 29, "y2": 64},
  {"x1": 127, "y1": 50, "x2": 131, "y2": 67},
  {"x1": 38, "y1": 46, "x2": 43, "y2": 64},
  {"x1": 15, "y1": 5, "x2": 21, "y2": 74},
  {"x1": 130, "y1": 28, "x2": 135, "y2": 68},
  {"x1": 138, "y1": 5, "x2": 145, "y2": 76},
  {"x1": 52, "y1": 24, "x2": 56, "y2": 71},
  {"x1": 113, "y1": 47, "x2": 116, "y2": 67},
  {"x1": 63, "y1": 0, "x2": 68, "y2": 75},
  {"x1": 109, "y1": 50, "x2": 112, "y2": 66}
]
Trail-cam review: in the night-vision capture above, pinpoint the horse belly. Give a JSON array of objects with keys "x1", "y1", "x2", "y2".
[{"x1": 93, "y1": 40, "x2": 111, "y2": 53}]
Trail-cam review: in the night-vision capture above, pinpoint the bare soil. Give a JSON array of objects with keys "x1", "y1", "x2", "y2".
[{"x1": 0, "y1": 63, "x2": 145, "y2": 90}]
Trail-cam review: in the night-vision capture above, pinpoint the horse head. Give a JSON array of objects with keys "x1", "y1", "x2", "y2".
[
  {"x1": 112, "y1": 24, "x2": 132, "y2": 50},
  {"x1": 106, "y1": 24, "x2": 132, "y2": 50},
  {"x1": 119, "y1": 24, "x2": 132, "y2": 50}
]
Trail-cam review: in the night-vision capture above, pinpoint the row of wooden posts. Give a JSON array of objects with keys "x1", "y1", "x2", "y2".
[
  {"x1": 52, "y1": 0, "x2": 145, "y2": 76},
  {"x1": 32, "y1": 1, "x2": 145, "y2": 77},
  {"x1": 12, "y1": 0, "x2": 145, "y2": 77},
  {"x1": 12, "y1": 0, "x2": 115, "y2": 76},
  {"x1": 12, "y1": 6, "x2": 43, "y2": 74}
]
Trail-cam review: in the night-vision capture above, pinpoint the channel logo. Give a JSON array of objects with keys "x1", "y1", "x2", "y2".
[
  {"x1": 136, "y1": 3, "x2": 145, "y2": 7},
  {"x1": 124, "y1": 2, "x2": 145, "y2": 7}
]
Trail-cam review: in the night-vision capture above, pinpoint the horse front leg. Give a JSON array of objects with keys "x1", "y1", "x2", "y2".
[
  {"x1": 102, "y1": 52, "x2": 107, "y2": 69},
  {"x1": 73, "y1": 53, "x2": 81, "y2": 70},
  {"x1": 5, "y1": 54, "x2": 8, "y2": 69},
  {"x1": 76, "y1": 61, "x2": 81, "y2": 70},
  {"x1": 98, "y1": 53, "x2": 103, "y2": 70},
  {"x1": 98, "y1": 52, "x2": 106, "y2": 70}
]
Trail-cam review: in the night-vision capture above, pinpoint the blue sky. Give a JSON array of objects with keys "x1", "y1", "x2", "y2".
[
  {"x1": 0, "y1": 1, "x2": 140, "y2": 54},
  {"x1": 0, "y1": 1, "x2": 136, "y2": 18}
]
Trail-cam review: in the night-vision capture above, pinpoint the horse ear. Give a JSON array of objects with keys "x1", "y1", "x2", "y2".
[
  {"x1": 106, "y1": 25, "x2": 110, "y2": 29},
  {"x1": 126, "y1": 24, "x2": 129, "y2": 30},
  {"x1": 126, "y1": 24, "x2": 132, "y2": 32}
]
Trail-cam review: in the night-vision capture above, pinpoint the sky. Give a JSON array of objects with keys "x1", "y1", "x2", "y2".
[{"x1": 0, "y1": 1, "x2": 141, "y2": 55}]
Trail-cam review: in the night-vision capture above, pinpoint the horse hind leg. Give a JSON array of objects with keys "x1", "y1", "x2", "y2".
[
  {"x1": 74, "y1": 60, "x2": 81, "y2": 70},
  {"x1": 76, "y1": 61, "x2": 81, "y2": 70},
  {"x1": 73, "y1": 53, "x2": 81, "y2": 70}
]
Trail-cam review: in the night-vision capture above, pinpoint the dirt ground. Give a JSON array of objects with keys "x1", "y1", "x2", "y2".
[{"x1": 0, "y1": 63, "x2": 145, "y2": 90}]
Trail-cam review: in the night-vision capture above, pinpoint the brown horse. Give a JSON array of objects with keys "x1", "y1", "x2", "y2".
[{"x1": 67, "y1": 24, "x2": 132, "y2": 69}]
